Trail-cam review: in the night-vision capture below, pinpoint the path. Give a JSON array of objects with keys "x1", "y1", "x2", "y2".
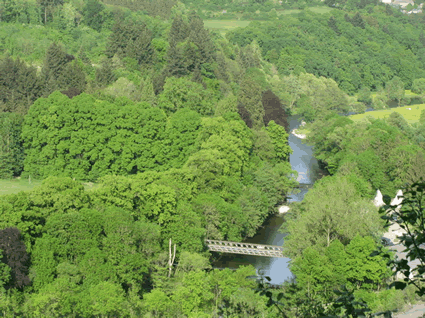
[{"x1": 394, "y1": 302, "x2": 425, "y2": 318}]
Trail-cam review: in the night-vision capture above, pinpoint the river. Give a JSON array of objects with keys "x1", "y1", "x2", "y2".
[{"x1": 213, "y1": 115, "x2": 325, "y2": 284}]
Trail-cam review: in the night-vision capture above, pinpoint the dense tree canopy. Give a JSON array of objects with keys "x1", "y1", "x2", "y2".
[
  {"x1": 1, "y1": 0, "x2": 425, "y2": 315},
  {"x1": 226, "y1": 9, "x2": 425, "y2": 94}
]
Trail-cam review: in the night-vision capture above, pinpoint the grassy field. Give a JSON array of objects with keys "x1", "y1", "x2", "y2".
[
  {"x1": 276, "y1": 6, "x2": 334, "y2": 15},
  {"x1": 203, "y1": 20, "x2": 252, "y2": 36},
  {"x1": 349, "y1": 104, "x2": 425, "y2": 124},
  {"x1": 0, "y1": 178, "x2": 99, "y2": 196},
  {"x1": 0, "y1": 178, "x2": 42, "y2": 196},
  {"x1": 203, "y1": 6, "x2": 333, "y2": 36}
]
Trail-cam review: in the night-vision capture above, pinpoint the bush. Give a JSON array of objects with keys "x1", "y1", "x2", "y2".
[{"x1": 412, "y1": 78, "x2": 425, "y2": 94}]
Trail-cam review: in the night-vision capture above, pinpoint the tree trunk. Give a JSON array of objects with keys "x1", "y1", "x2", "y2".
[{"x1": 168, "y1": 238, "x2": 176, "y2": 278}]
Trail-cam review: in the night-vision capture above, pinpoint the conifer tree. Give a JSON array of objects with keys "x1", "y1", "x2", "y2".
[
  {"x1": 214, "y1": 51, "x2": 229, "y2": 83},
  {"x1": 78, "y1": 46, "x2": 91, "y2": 65},
  {"x1": 191, "y1": 65, "x2": 206, "y2": 89},
  {"x1": 126, "y1": 24, "x2": 154, "y2": 66},
  {"x1": 0, "y1": 57, "x2": 42, "y2": 113},
  {"x1": 105, "y1": 19, "x2": 131, "y2": 59},
  {"x1": 166, "y1": 42, "x2": 189, "y2": 78},
  {"x1": 57, "y1": 60, "x2": 87, "y2": 95},
  {"x1": 168, "y1": 14, "x2": 189, "y2": 45},
  {"x1": 328, "y1": 16, "x2": 340, "y2": 35},
  {"x1": 42, "y1": 42, "x2": 69, "y2": 95},
  {"x1": 82, "y1": 0, "x2": 106, "y2": 32},
  {"x1": 140, "y1": 76, "x2": 157, "y2": 106},
  {"x1": 187, "y1": 11, "x2": 216, "y2": 75},
  {"x1": 95, "y1": 58, "x2": 116, "y2": 88}
]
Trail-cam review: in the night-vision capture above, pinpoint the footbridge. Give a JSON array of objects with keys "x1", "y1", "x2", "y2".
[{"x1": 205, "y1": 240, "x2": 284, "y2": 258}]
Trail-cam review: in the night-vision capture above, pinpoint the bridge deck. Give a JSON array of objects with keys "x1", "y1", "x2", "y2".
[{"x1": 206, "y1": 240, "x2": 284, "y2": 258}]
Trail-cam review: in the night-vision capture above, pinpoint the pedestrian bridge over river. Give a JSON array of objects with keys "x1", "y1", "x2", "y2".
[{"x1": 205, "y1": 240, "x2": 284, "y2": 258}]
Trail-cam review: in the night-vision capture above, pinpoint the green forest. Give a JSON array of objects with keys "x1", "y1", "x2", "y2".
[{"x1": 2, "y1": 0, "x2": 425, "y2": 316}]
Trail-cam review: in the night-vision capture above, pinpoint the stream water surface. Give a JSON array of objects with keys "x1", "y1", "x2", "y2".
[{"x1": 213, "y1": 116, "x2": 325, "y2": 285}]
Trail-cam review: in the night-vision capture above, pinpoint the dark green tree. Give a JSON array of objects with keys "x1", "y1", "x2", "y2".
[
  {"x1": 0, "y1": 56, "x2": 42, "y2": 113},
  {"x1": 328, "y1": 16, "x2": 340, "y2": 35},
  {"x1": 125, "y1": 23, "x2": 154, "y2": 66},
  {"x1": 0, "y1": 227, "x2": 30, "y2": 290},
  {"x1": 82, "y1": 0, "x2": 106, "y2": 32},
  {"x1": 57, "y1": 60, "x2": 87, "y2": 95},
  {"x1": 351, "y1": 13, "x2": 366, "y2": 29},
  {"x1": 42, "y1": 42, "x2": 74, "y2": 96},
  {"x1": 238, "y1": 75, "x2": 264, "y2": 129},
  {"x1": 168, "y1": 14, "x2": 189, "y2": 45},
  {"x1": 237, "y1": 103, "x2": 253, "y2": 129},
  {"x1": 95, "y1": 58, "x2": 116, "y2": 88},
  {"x1": 262, "y1": 90, "x2": 289, "y2": 132},
  {"x1": 0, "y1": 112, "x2": 25, "y2": 178}
]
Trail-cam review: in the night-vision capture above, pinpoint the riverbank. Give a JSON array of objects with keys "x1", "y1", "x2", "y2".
[{"x1": 213, "y1": 115, "x2": 323, "y2": 284}]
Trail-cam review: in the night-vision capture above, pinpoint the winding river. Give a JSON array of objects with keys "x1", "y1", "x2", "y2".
[{"x1": 213, "y1": 115, "x2": 325, "y2": 285}]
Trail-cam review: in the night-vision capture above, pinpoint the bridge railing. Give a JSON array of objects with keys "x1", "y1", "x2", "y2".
[
  {"x1": 205, "y1": 240, "x2": 284, "y2": 257},
  {"x1": 205, "y1": 240, "x2": 283, "y2": 251}
]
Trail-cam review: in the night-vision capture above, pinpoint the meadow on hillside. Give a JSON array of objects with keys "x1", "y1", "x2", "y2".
[{"x1": 350, "y1": 104, "x2": 425, "y2": 123}]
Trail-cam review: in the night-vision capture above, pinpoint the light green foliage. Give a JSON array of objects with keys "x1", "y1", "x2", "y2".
[
  {"x1": 190, "y1": 116, "x2": 253, "y2": 180},
  {"x1": 354, "y1": 288, "x2": 404, "y2": 313},
  {"x1": 87, "y1": 281, "x2": 127, "y2": 317},
  {"x1": 172, "y1": 270, "x2": 214, "y2": 315},
  {"x1": 326, "y1": 239, "x2": 348, "y2": 287},
  {"x1": 214, "y1": 92, "x2": 238, "y2": 117},
  {"x1": 344, "y1": 235, "x2": 390, "y2": 290},
  {"x1": 162, "y1": 201, "x2": 205, "y2": 252},
  {"x1": 296, "y1": 73, "x2": 350, "y2": 121},
  {"x1": 357, "y1": 86, "x2": 372, "y2": 105},
  {"x1": 139, "y1": 75, "x2": 156, "y2": 106},
  {"x1": 0, "y1": 177, "x2": 89, "y2": 251},
  {"x1": 280, "y1": 74, "x2": 302, "y2": 110},
  {"x1": 91, "y1": 170, "x2": 205, "y2": 251},
  {"x1": 350, "y1": 103, "x2": 425, "y2": 124},
  {"x1": 103, "y1": 77, "x2": 141, "y2": 102},
  {"x1": 372, "y1": 89, "x2": 389, "y2": 110},
  {"x1": 157, "y1": 76, "x2": 216, "y2": 115},
  {"x1": 142, "y1": 289, "x2": 174, "y2": 316},
  {"x1": 386, "y1": 76, "x2": 405, "y2": 106},
  {"x1": 284, "y1": 176, "x2": 383, "y2": 259},
  {"x1": 309, "y1": 115, "x2": 420, "y2": 194},
  {"x1": 22, "y1": 92, "x2": 167, "y2": 181},
  {"x1": 143, "y1": 265, "x2": 261, "y2": 317},
  {"x1": 252, "y1": 129, "x2": 276, "y2": 162},
  {"x1": 31, "y1": 205, "x2": 161, "y2": 296},
  {"x1": 291, "y1": 247, "x2": 333, "y2": 299},
  {"x1": 412, "y1": 78, "x2": 425, "y2": 94},
  {"x1": 265, "y1": 120, "x2": 292, "y2": 162},
  {"x1": 175, "y1": 251, "x2": 211, "y2": 275},
  {"x1": 160, "y1": 108, "x2": 202, "y2": 170},
  {"x1": 0, "y1": 254, "x2": 11, "y2": 290},
  {"x1": 253, "y1": 162, "x2": 297, "y2": 214}
]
